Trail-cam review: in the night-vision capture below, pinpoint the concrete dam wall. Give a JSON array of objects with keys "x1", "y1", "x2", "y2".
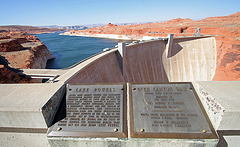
[{"x1": 66, "y1": 36, "x2": 216, "y2": 84}]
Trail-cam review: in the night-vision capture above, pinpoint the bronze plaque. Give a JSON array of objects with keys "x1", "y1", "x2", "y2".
[
  {"x1": 129, "y1": 83, "x2": 217, "y2": 139},
  {"x1": 48, "y1": 84, "x2": 127, "y2": 138}
]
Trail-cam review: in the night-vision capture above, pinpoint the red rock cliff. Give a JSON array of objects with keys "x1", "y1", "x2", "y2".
[
  {"x1": 0, "y1": 32, "x2": 54, "y2": 83},
  {"x1": 0, "y1": 39, "x2": 24, "y2": 52}
]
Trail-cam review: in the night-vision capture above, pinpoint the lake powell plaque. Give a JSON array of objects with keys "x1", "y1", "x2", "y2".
[
  {"x1": 48, "y1": 84, "x2": 127, "y2": 138},
  {"x1": 129, "y1": 83, "x2": 217, "y2": 139}
]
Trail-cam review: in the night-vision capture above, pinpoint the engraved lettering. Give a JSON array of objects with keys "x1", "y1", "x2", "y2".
[
  {"x1": 133, "y1": 84, "x2": 212, "y2": 136},
  {"x1": 176, "y1": 87, "x2": 187, "y2": 92},
  {"x1": 76, "y1": 88, "x2": 89, "y2": 92},
  {"x1": 153, "y1": 87, "x2": 173, "y2": 91},
  {"x1": 137, "y1": 87, "x2": 150, "y2": 92},
  {"x1": 65, "y1": 85, "x2": 123, "y2": 132}
]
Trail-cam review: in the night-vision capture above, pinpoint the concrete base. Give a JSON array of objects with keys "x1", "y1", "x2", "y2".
[
  {"x1": 48, "y1": 138, "x2": 218, "y2": 147},
  {"x1": 0, "y1": 132, "x2": 50, "y2": 147}
]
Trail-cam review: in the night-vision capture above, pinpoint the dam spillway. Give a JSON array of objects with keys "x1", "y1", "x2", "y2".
[{"x1": 66, "y1": 36, "x2": 216, "y2": 84}]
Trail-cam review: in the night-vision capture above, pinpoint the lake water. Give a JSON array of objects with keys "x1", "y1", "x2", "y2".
[{"x1": 35, "y1": 32, "x2": 127, "y2": 69}]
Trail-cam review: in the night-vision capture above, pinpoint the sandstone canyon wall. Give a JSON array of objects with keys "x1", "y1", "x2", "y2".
[{"x1": 0, "y1": 32, "x2": 54, "y2": 83}]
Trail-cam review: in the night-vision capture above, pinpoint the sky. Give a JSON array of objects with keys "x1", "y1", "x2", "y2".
[{"x1": 0, "y1": 0, "x2": 239, "y2": 26}]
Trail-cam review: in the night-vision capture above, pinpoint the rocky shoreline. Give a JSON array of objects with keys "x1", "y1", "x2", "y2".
[{"x1": 0, "y1": 31, "x2": 55, "y2": 83}]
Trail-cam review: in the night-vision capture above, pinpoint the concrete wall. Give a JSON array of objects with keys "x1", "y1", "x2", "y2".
[
  {"x1": 123, "y1": 40, "x2": 169, "y2": 82},
  {"x1": 66, "y1": 36, "x2": 216, "y2": 84},
  {"x1": 163, "y1": 37, "x2": 216, "y2": 82},
  {"x1": 67, "y1": 52, "x2": 124, "y2": 84}
]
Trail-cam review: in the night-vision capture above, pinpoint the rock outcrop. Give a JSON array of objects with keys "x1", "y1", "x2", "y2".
[
  {"x1": 166, "y1": 18, "x2": 193, "y2": 23},
  {"x1": 26, "y1": 43, "x2": 55, "y2": 69},
  {"x1": 0, "y1": 31, "x2": 55, "y2": 83},
  {"x1": 0, "y1": 39, "x2": 24, "y2": 52},
  {"x1": 1, "y1": 43, "x2": 54, "y2": 69},
  {"x1": 0, "y1": 64, "x2": 33, "y2": 84}
]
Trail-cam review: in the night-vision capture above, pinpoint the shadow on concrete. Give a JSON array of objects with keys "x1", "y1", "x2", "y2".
[
  {"x1": 216, "y1": 131, "x2": 228, "y2": 147},
  {"x1": 167, "y1": 43, "x2": 183, "y2": 58},
  {"x1": 216, "y1": 130, "x2": 240, "y2": 147},
  {"x1": 51, "y1": 92, "x2": 66, "y2": 126},
  {"x1": 115, "y1": 51, "x2": 123, "y2": 75},
  {"x1": 159, "y1": 47, "x2": 170, "y2": 83},
  {"x1": 167, "y1": 36, "x2": 211, "y2": 58}
]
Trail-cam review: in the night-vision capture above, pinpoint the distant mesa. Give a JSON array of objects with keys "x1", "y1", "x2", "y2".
[
  {"x1": 0, "y1": 25, "x2": 64, "y2": 34},
  {"x1": 105, "y1": 23, "x2": 118, "y2": 27},
  {"x1": 166, "y1": 18, "x2": 193, "y2": 23}
]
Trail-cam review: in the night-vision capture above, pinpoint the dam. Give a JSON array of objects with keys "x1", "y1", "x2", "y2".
[
  {"x1": 0, "y1": 35, "x2": 239, "y2": 146},
  {"x1": 65, "y1": 35, "x2": 216, "y2": 84}
]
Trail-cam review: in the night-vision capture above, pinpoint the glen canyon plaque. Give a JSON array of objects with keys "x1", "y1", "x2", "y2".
[
  {"x1": 48, "y1": 84, "x2": 127, "y2": 138},
  {"x1": 129, "y1": 83, "x2": 217, "y2": 139}
]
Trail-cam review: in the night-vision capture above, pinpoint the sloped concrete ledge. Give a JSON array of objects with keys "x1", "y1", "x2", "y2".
[
  {"x1": 193, "y1": 81, "x2": 240, "y2": 130},
  {"x1": 193, "y1": 81, "x2": 240, "y2": 146},
  {"x1": 0, "y1": 83, "x2": 65, "y2": 129}
]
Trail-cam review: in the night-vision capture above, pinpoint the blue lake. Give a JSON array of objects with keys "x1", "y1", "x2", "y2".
[{"x1": 35, "y1": 32, "x2": 128, "y2": 69}]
